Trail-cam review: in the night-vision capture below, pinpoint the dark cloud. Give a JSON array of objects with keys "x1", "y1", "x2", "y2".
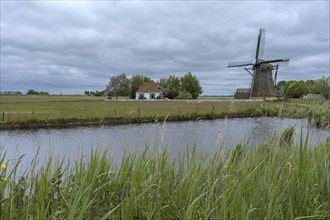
[{"x1": 1, "y1": 1, "x2": 329, "y2": 95}]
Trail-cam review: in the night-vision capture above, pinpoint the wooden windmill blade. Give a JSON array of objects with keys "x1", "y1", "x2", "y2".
[
  {"x1": 258, "y1": 28, "x2": 266, "y2": 60},
  {"x1": 227, "y1": 28, "x2": 290, "y2": 100},
  {"x1": 274, "y1": 64, "x2": 279, "y2": 86},
  {"x1": 255, "y1": 28, "x2": 266, "y2": 64},
  {"x1": 260, "y1": 58, "x2": 290, "y2": 64},
  {"x1": 271, "y1": 60, "x2": 290, "y2": 86},
  {"x1": 227, "y1": 60, "x2": 254, "y2": 68}
]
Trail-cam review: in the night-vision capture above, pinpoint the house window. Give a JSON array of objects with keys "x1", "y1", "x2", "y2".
[
  {"x1": 139, "y1": 94, "x2": 145, "y2": 99},
  {"x1": 150, "y1": 93, "x2": 155, "y2": 99}
]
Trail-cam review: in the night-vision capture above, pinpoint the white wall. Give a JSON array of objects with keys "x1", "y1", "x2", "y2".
[{"x1": 135, "y1": 92, "x2": 160, "y2": 100}]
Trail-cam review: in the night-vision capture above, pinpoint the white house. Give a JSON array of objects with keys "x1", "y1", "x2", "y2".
[{"x1": 135, "y1": 82, "x2": 162, "y2": 100}]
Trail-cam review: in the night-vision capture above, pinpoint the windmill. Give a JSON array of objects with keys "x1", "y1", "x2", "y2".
[{"x1": 227, "y1": 28, "x2": 290, "y2": 100}]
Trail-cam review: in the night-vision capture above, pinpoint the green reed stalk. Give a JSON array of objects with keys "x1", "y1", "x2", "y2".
[{"x1": 0, "y1": 132, "x2": 329, "y2": 219}]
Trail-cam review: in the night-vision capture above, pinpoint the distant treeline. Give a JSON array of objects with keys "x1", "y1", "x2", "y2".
[
  {"x1": 84, "y1": 90, "x2": 107, "y2": 96},
  {"x1": 0, "y1": 91, "x2": 23, "y2": 95},
  {"x1": 26, "y1": 89, "x2": 49, "y2": 95},
  {"x1": 106, "y1": 72, "x2": 202, "y2": 99},
  {"x1": 276, "y1": 76, "x2": 329, "y2": 99},
  {"x1": 1, "y1": 90, "x2": 49, "y2": 95}
]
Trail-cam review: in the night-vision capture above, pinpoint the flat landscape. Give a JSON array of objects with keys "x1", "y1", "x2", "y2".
[
  {"x1": 0, "y1": 95, "x2": 329, "y2": 129},
  {"x1": 1, "y1": 1, "x2": 329, "y2": 218},
  {"x1": 1, "y1": 95, "x2": 329, "y2": 219}
]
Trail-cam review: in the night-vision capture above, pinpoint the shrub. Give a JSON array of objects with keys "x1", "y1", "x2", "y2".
[
  {"x1": 26, "y1": 90, "x2": 49, "y2": 95},
  {"x1": 26, "y1": 89, "x2": 39, "y2": 95},
  {"x1": 175, "y1": 92, "x2": 193, "y2": 99}
]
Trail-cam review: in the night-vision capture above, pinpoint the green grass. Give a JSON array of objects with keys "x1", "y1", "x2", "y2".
[
  {"x1": 198, "y1": 95, "x2": 234, "y2": 100},
  {"x1": 0, "y1": 95, "x2": 329, "y2": 129},
  {"x1": 0, "y1": 128, "x2": 329, "y2": 219}
]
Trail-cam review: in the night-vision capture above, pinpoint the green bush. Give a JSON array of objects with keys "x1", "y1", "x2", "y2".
[
  {"x1": 26, "y1": 89, "x2": 39, "y2": 95},
  {"x1": 175, "y1": 92, "x2": 193, "y2": 99},
  {"x1": 253, "y1": 108, "x2": 263, "y2": 116},
  {"x1": 26, "y1": 90, "x2": 49, "y2": 95}
]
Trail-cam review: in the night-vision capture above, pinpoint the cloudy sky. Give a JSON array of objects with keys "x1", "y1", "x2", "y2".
[{"x1": 1, "y1": 1, "x2": 329, "y2": 95}]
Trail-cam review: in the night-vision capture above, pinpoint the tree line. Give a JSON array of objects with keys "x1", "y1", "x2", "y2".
[
  {"x1": 276, "y1": 76, "x2": 329, "y2": 99},
  {"x1": 26, "y1": 89, "x2": 49, "y2": 95},
  {"x1": 84, "y1": 90, "x2": 105, "y2": 96},
  {"x1": 106, "y1": 72, "x2": 203, "y2": 99}
]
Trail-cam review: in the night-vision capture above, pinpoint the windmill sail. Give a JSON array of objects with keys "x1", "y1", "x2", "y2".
[
  {"x1": 255, "y1": 28, "x2": 265, "y2": 62},
  {"x1": 227, "y1": 60, "x2": 254, "y2": 68},
  {"x1": 227, "y1": 28, "x2": 290, "y2": 100},
  {"x1": 258, "y1": 28, "x2": 266, "y2": 59},
  {"x1": 259, "y1": 58, "x2": 290, "y2": 64}
]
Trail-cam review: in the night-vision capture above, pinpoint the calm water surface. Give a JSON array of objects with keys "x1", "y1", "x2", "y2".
[{"x1": 0, "y1": 117, "x2": 328, "y2": 169}]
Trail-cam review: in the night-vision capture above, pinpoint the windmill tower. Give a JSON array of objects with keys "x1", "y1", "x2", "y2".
[{"x1": 227, "y1": 28, "x2": 290, "y2": 100}]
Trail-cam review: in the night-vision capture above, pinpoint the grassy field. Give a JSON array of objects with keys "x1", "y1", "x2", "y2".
[
  {"x1": 0, "y1": 95, "x2": 329, "y2": 129},
  {"x1": 198, "y1": 95, "x2": 234, "y2": 100},
  {"x1": 1, "y1": 96, "x2": 329, "y2": 218},
  {"x1": 0, "y1": 127, "x2": 329, "y2": 219}
]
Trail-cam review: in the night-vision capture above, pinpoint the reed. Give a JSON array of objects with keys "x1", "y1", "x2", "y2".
[{"x1": 0, "y1": 130, "x2": 329, "y2": 219}]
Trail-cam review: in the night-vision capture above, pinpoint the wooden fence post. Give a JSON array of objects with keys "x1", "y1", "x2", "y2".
[
  {"x1": 138, "y1": 107, "x2": 140, "y2": 116},
  {"x1": 2, "y1": 112, "x2": 4, "y2": 122}
]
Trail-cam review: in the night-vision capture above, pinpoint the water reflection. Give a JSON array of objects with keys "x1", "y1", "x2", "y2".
[{"x1": 0, "y1": 117, "x2": 328, "y2": 170}]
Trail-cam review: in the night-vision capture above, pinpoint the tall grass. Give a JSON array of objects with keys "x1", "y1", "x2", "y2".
[{"x1": 0, "y1": 131, "x2": 329, "y2": 219}]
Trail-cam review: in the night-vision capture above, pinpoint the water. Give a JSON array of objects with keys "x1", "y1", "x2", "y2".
[{"x1": 0, "y1": 117, "x2": 328, "y2": 169}]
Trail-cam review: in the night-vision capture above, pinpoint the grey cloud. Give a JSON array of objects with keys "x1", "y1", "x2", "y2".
[{"x1": 1, "y1": 1, "x2": 329, "y2": 95}]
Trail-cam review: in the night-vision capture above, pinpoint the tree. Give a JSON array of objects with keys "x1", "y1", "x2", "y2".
[
  {"x1": 94, "y1": 90, "x2": 104, "y2": 97},
  {"x1": 276, "y1": 80, "x2": 286, "y2": 96},
  {"x1": 106, "y1": 73, "x2": 131, "y2": 98},
  {"x1": 276, "y1": 80, "x2": 286, "y2": 90},
  {"x1": 314, "y1": 76, "x2": 330, "y2": 99},
  {"x1": 284, "y1": 80, "x2": 307, "y2": 98},
  {"x1": 180, "y1": 72, "x2": 203, "y2": 99},
  {"x1": 130, "y1": 74, "x2": 152, "y2": 99},
  {"x1": 26, "y1": 90, "x2": 49, "y2": 95},
  {"x1": 175, "y1": 92, "x2": 193, "y2": 99},
  {"x1": 276, "y1": 77, "x2": 329, "y2": 99},
  {"x1": 305, "y1": 80, "x2": 316, "y2": 94},
  {"x1": 39, "y1": 91, "x2": 49, "y2": 95},
  {"x1": 159, "y1": 75, "x2": 181, "y2": 99},
  {"x1": 26, "y1": 89, "x2": 39, "y2": 95}
]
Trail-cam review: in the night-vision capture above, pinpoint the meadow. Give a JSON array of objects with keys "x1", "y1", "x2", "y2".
[
  {"x1": 0, "y1": 127, "x2": 329, "y2": 219},
  {"x1": 0, "y1": 95, "x2": 329, "y2": 129},
  {"x1": 1, "y1": 95, "x2": 329, "y2": 219}
]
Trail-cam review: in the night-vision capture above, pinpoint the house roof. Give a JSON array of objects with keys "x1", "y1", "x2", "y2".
[
  {"x1": 236, "y1": 88, "x2": 251, "y2": 94},
  {"x1": 136, "y1": 82, "x2": 160, "y2": 93}
]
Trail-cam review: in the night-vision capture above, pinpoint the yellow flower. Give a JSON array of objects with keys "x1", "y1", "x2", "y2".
[{"x1": 0, "y1": 164, "x2": 6, "y2": 169}]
